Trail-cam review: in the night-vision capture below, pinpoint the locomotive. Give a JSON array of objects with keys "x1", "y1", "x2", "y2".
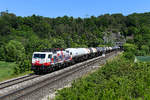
[{"x1": 31, "y1": 46, "x2": 120, "y2": 74}]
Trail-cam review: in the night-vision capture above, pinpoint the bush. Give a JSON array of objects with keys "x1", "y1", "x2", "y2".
[
  {"x1": 123, "y1": 43, "x2": 137, "y2": 53},
  {"x1": 141, "y1": 45, "x2": 149, "y2": 55},
  {"x1": 126, "y1": 39, "x2": 134, "y2": 44},
  {"x1": 136, "y1": 50, "x2": 146, "y2": 56},
  {"x1": 55, "y1": 55, "x2": 150, "y2": 100},
  {"x1": 13, "y1": 58, "x2": 31, "y2": 75},
  {"x1": 123, "y1": 52, "x2": 135, "y2": 60}
]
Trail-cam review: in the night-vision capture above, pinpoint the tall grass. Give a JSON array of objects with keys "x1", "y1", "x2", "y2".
[
  {"x1": 0, "y1": 61, "x2": 32, "y2": 82},
  {"x1": 0, "y1": 61, "x2": 16, "y2": 81}
]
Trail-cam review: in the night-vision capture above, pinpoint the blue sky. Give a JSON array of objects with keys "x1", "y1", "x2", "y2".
[{"x1": 0, "y1": 0, "x2": 150, "y2": 18}]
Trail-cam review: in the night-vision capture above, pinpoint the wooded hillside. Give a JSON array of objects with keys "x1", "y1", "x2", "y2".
[{"x1": 0, "y1": 11, "x2": 150, "y2": 74}]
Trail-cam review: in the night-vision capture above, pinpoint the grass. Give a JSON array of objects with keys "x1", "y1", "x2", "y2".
[{"x1": 0, "y1": 61, "x2": 32, "y2": 82}]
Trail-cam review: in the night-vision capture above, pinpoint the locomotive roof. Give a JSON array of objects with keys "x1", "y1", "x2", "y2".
[{"x1": 33, "y1": 52, "x2": 53, "y2": 54}]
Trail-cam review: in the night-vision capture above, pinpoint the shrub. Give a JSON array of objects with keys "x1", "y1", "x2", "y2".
[
  {"x1": 141, "y1": 45, "x2": 149, "y2": 55},
  {"x1": 123, "y1": 52, "x2": 135, "y2": 60},
  {"x1": 123, "y1": 43, "x2": 137, "y2": 53},
  {"x1": 55, "y1": 55, "x2": 150, "y2": 100},
  {"x1": 13, "y1": 58, "x2": 31, "y2": 75}
]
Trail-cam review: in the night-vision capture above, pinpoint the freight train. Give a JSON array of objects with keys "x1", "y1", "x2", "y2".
[{"x1": 31, "y1": 46, "x2": 120, "y2": 74}]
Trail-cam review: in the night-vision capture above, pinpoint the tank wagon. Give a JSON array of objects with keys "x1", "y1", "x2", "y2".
[{"x1": 31, "y1": 46, "x2": 120, "y2": 74}]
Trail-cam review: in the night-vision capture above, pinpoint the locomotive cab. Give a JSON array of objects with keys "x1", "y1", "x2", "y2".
[{"x1": 31, "y1": 52, "x2": 53, "y2": 73}]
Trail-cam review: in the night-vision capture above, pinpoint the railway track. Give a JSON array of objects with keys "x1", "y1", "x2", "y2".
[
  {"x1": 0, "y1": 51, "x2": 118, "y2": 100},
  {"x1": 0, "y1": 74, "x2": 39, "y2": 90}
]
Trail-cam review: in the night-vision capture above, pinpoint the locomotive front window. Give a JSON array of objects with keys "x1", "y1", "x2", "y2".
[
  {"x1": 34, "y1": 54, "x2": 45, "y2": 59},
  {"x1": 66, "y1": 50, "x2": 69, "y2": 53}
]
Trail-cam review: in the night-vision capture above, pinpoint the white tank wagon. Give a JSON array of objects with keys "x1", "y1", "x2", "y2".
[
  {"x1": 65, "y1": 48, "x2": 89, "y2": 63},
  {"x1": 96, "y1": 47, "x2": 103, "y2": 56},
  {"x1": 88, "y1": 48, "x2": 98, "y2": 58}
]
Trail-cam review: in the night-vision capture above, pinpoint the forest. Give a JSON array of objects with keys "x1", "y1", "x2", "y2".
[{"x1": 0, "y1": 11, "x2": 150, "y2": 74}]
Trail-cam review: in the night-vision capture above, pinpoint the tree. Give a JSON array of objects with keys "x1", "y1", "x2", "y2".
[
  {"x1": 127, "y1": 26, "x2": 139, "y2": 36},
  {"x1": 0, "y1": 45, "x2": 5, "y2": 60},
  {"x1": 51, "y1": 38, "x2": 66, "y2": 48},
  {"x1": 25, "y1": 36, "x2": 52, "y2": 56},
  {"x1": 33, "y1": 21, "x2": 54, "y2": 38},
  {"x1": 4, "y1": 40, "x2": 25, "y2": 62},
  {"x1": 141, "y1": 45, "x2": 149, "y2": 55}
]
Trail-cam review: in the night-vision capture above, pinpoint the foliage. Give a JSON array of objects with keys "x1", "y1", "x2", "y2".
[
  {"x1": 0, "y1": 11, "x2": 150, "y2": 74},
  {"x1": 123, "y1": 43, "x2": 137, "y2": 52},
  {"x1": 141, "y1": 45, "x2": 149, "y2": 55},
  {"x1": 0, "y1": 45, "x2": 5, "y2": 60},
  {"x1": 13, "y1": 58, "x2": 31, "y2": 75},
  {"x1": 123, "y1": 52, "x2": 135, "y2": 61},
  {"x1": 55, "y1": 55, "x2": 150, "y2": 100},
  {"x1": 0, "y1": 61, "x2": 16, "y2": 81},
  {"x1": 0, "y1": 61, "x2": 32, "y2": 82},
  {"x1": 3, "y1": 40, "x2": 25, "y2": 62},
  {"x1": 123, "y1": 43, "x2": 137, "y2": 59}
]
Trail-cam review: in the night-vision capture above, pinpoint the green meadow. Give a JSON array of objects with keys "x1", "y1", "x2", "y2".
[{"x1": 0, "y1": 61, "x2": 32, "y2": 82}]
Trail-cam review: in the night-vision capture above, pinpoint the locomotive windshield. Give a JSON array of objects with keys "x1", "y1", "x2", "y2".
[{"x1": 33, "y1": 54, "x2": 45, "y2": 59}]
